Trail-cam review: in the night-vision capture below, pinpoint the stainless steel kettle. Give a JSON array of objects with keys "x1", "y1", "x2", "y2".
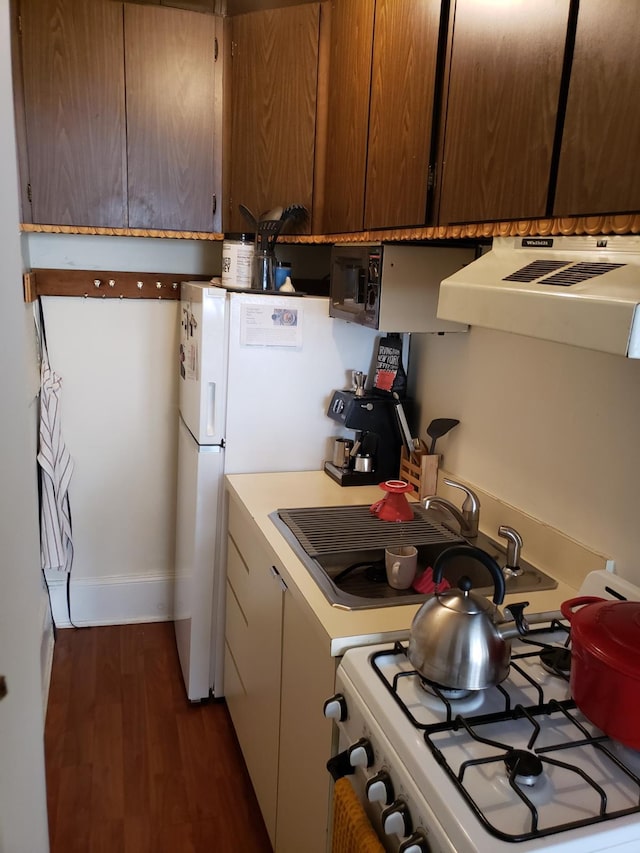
[{"x1": 407, "y1": 545, "x2": 530, "y2": 690}]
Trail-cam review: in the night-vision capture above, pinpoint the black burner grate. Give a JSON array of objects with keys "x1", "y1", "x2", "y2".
[{"x1": 370, "y1": 635, "x2": 640, "y2": 843}]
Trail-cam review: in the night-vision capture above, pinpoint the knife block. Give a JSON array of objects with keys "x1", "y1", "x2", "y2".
[{"x1": 399, "y1": 445, "x2": 439, "y2": 500}]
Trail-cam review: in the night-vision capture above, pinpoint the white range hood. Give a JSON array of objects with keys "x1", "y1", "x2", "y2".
[{"x1": 437, "y1": 234, "x2": 640, "y2": 357}]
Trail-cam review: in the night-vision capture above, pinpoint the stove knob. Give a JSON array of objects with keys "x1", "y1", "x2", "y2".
[
  {"x1": 348, "y1": 737, "x2": 374, "y2": 769},
  {"x1": 323, "y1": 693, "x2": 347, "y2": 722},
  {"x1": 366, "y1": 770, "x2": 394, "y2": 805},
  {"x1": 381, "y1": 799, "x2": 412, "y2": 838},
  {"x1": 399, "y1": 830, "x2": 431, "y2": 853}
]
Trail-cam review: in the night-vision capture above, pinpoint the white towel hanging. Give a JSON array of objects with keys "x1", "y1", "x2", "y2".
[{"x1": 37, "y1": 339, "x2": 74, "y2": 574}]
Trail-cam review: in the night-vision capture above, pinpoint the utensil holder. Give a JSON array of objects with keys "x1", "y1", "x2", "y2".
[{"x1": 399, "y1": 445, "x2": 439, "y2": 500}]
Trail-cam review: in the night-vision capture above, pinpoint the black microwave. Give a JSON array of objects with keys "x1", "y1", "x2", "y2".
[{"x1": 329, "y1": 242, "x2": 476, "y2": 332}]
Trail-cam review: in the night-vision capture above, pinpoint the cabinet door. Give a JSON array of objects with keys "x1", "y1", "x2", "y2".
[
  {"x1": 276, "y1": 593, "x2": 335, "y2": 853},
  {"x1": 364, "y1": 0, "x2": 442, "y2": 230},
  {"x1": 227, "y1": 4, "x2": 320, "y2": 233},
  {"x1": 322, "y1": 0, "x2": 375, "y2": 234},
  {"x1": 224, "y1": 502, "x2": 284, "y2": 846},
  {"x1": 437, "y1": 0, "x2": 570, "y2": 224},
  {"x1": 124, "y1": 4, "x2": 219, "y2": 232},
  {"x1": 20, "y1": 0, "x2": 127, "y2": 227},
  {"x1": 553, "y1": 0, "x2": 640, "y2": 217}
]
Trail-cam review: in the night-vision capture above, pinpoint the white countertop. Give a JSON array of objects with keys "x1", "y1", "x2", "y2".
[{"x1": 225, "y1": 471, "x2": 595, "y2": 656}]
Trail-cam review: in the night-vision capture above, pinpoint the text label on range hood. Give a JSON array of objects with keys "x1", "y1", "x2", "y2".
[{"x1": 437, "y1": 235, "x2": 640, "y2": 358}]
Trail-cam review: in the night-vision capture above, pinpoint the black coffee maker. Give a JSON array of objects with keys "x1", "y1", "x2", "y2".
[{"x1": 323, "y1": 386, "x2": 404, "y2": 486}]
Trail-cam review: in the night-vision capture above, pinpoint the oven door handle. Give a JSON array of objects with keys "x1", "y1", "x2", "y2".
[{"x1": 326, "y1": 749, "x2": 356, "y2": 782}]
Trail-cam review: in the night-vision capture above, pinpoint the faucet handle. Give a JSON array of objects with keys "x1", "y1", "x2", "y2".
[
  {"x1": 443, "y1": 478, "x2": 480, "y2": 509},
  {"x1": 443, "y1": 478, "x2": 480, "y2": 537}
]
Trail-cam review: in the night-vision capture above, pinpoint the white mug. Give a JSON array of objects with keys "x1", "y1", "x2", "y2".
[{"x1": 385, "y1": 545, "x2": 418, "y2": 590}]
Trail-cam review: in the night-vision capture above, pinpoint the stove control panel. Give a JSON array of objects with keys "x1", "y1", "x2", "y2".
[{"x1": 330, "y1": 672, "x2": 456, "y2": 853}]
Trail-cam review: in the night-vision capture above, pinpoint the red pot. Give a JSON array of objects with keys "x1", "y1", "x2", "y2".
[{"x1": 561, "y1": 595, "x2": 640, "y2": 749}]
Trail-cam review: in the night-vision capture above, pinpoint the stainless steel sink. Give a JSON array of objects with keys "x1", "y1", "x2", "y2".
[{"x1": 270, "y1": 504, "x2": 558, "y2": 611}]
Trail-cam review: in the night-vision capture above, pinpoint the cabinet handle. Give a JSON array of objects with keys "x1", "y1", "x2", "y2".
[{"x1": 270, "y1": 565, "x2": 287, "y2": 592}]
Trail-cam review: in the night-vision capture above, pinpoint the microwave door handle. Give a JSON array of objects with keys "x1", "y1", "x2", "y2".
[{"x1": 357, "y1": 268, "x2": 367, "y2": 304}]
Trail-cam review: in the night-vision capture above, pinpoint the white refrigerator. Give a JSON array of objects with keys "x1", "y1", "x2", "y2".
[{"x1": 174, "y1": 282, "x2": 379, "y2": 701}]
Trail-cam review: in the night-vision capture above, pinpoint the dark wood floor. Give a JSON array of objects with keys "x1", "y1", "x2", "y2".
[{"x1": 45, "y1": 621, "x2": 273, "y2": 853}]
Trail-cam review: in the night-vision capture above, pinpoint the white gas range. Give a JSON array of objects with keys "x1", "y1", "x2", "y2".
[{"x1": 325, "y1": 571, "x2": 640, "y2": 853}]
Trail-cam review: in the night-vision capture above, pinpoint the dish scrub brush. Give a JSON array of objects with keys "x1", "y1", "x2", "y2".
[{"x1": 412, "y1": 567, "x2": 451, "y2": 595}]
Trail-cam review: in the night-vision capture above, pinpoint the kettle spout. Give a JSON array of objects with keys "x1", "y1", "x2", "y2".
[{"x1": 497, "y1": 601, "x2": 530, "y2": 640}]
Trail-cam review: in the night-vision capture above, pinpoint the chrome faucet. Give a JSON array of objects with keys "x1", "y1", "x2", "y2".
[{"x1": 422, "y1": 478, "x2": 480, "y2": 539}]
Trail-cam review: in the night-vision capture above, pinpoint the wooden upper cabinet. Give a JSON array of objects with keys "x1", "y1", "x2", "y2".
[
  {"x1": 322, "y1": 0, "x2": 442, "y2": 234},
  {"x1": 20, "y1": 0, "x2": 127, "y2": 227},
  {"x1": 553, "y1": 0, "x2": 640, "y2": 217},
  {"x1": 227, "y1": 4, "x2": 320, "y2": 234},
  {"x1": 364, "y1": 0, "x2": 441, "y2": 230},
  {"x1": 322, "y1": 0, "x2": 375, "y2": 234},
  {"x1": 124, "y1": 4, "x2": 219, "y2": 232},
  {"x1": 436, "y1": 0, "x2": 570, "y2": 225}
]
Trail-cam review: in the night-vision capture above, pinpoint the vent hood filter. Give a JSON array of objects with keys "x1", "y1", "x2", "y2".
[{"x1": 437, "y1": 236, "x2": 640, "y2": 358}]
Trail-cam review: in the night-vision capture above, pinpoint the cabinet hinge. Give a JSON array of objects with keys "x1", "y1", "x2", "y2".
[
  {"x1": 214, "y1": 37, "x2": 218, "y2": 62},
  {"x1": 231, "y1": 40, "x2": 237, "y2": 58},
  {"x1": 427, "y1": 163, "x2": 437, "y2": 193},
  {"x1": 212, "y1": 194, "x2": 217, "y2": 216},
  {"x1": 17, "y1": 14, "x2": 22, "y2": 36},
  {"x1": 27, "y1": 183, "x2": 32, "y2": 203}
]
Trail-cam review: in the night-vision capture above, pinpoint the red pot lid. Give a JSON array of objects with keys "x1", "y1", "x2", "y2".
[{"x1": 573, "y1": 600, "x2": 640, "y2": 677}]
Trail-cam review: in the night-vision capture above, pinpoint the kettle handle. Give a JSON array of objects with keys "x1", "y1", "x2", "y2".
[{"x1": 432, "y1": 545, "x2": 506, "y2": 605}]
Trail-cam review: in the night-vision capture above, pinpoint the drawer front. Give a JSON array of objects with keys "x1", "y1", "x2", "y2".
[
  {"x1": 228, "y1": 499, "x2": 276, "y2": 570},
  {"x1": 226, "y1": 535, "x2": 250, "y2": 611},
  {"x1": 225, "y1": 579, "x2": 250, "y2": 687}
]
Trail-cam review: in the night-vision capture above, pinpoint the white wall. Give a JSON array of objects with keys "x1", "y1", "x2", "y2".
[
  {"x1": 0, "y1": 0, "x2": 50, "y2": 848},
  {"x1": 26, "y1": 234, "x2": 218, "y2": 626},
  {"x1": 408, "y1": 325, "x2": 640, "y2": 584},
  {"x1": 40, "y1": 297, "x2": 180, "y2": 625},
  {"x1": 26, "y1": 234, "x2": 332, "y2": 625}
]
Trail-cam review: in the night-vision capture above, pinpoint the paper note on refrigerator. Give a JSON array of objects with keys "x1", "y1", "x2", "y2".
[{"x1": 239, "y1": 302, "x2": 303, "y2": 348}]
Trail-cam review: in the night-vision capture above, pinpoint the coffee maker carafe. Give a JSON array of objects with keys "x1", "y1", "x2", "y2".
[{"x1": 324, "y1": 384, "x2": 403, "y2": 486}]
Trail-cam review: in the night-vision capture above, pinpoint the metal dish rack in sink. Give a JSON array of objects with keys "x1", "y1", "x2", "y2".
[{"x1": 270, "y1": 504, "x2": 558, "y2": 611}]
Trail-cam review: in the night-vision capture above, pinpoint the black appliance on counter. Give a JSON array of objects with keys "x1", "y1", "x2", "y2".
[{"x1": 324, "y1": 389, "x2": 403, "y2": 486}]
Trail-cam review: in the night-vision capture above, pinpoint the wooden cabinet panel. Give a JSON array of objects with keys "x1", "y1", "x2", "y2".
[
  {"x1": 364, "y1": 0, "x2": 441, "y2": 230},
  {"x1": 437, "y1": 0, "x2": 570, "y2": 225},
  {"x1": 322, "y1": 0, "x2": 375, "y2": 234},
  {"x1": 227, "y1": 4, "x2": 320, "y2": 233},
  {"x1": 20, "y1": 0, "x2": 127, "y2": 227},
  {"x1": 553, "y1": 0, "x2": 640, "y2": 217},
  {"x1": 124, "y1": 3, "x2": 219, "y2": 231}
]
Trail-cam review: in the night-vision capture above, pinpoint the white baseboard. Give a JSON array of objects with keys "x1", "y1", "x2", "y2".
[{"x1": 43, "y1": 571, "x2": 174, "y2": 628}]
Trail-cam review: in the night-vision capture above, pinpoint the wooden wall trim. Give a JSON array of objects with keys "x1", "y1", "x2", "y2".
[
  {"x1": 284, "y1": 213, "x2": 640, "y2": 243},
  {"x1": 23, "y1": 269, "x2": 211, "y2": 302},
  {"x1": 20, "y1": 224, "x2": 225, "y2": 240},
  {"x1": 20, "y1": 212, "x2": 640, "y2": 244}
]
